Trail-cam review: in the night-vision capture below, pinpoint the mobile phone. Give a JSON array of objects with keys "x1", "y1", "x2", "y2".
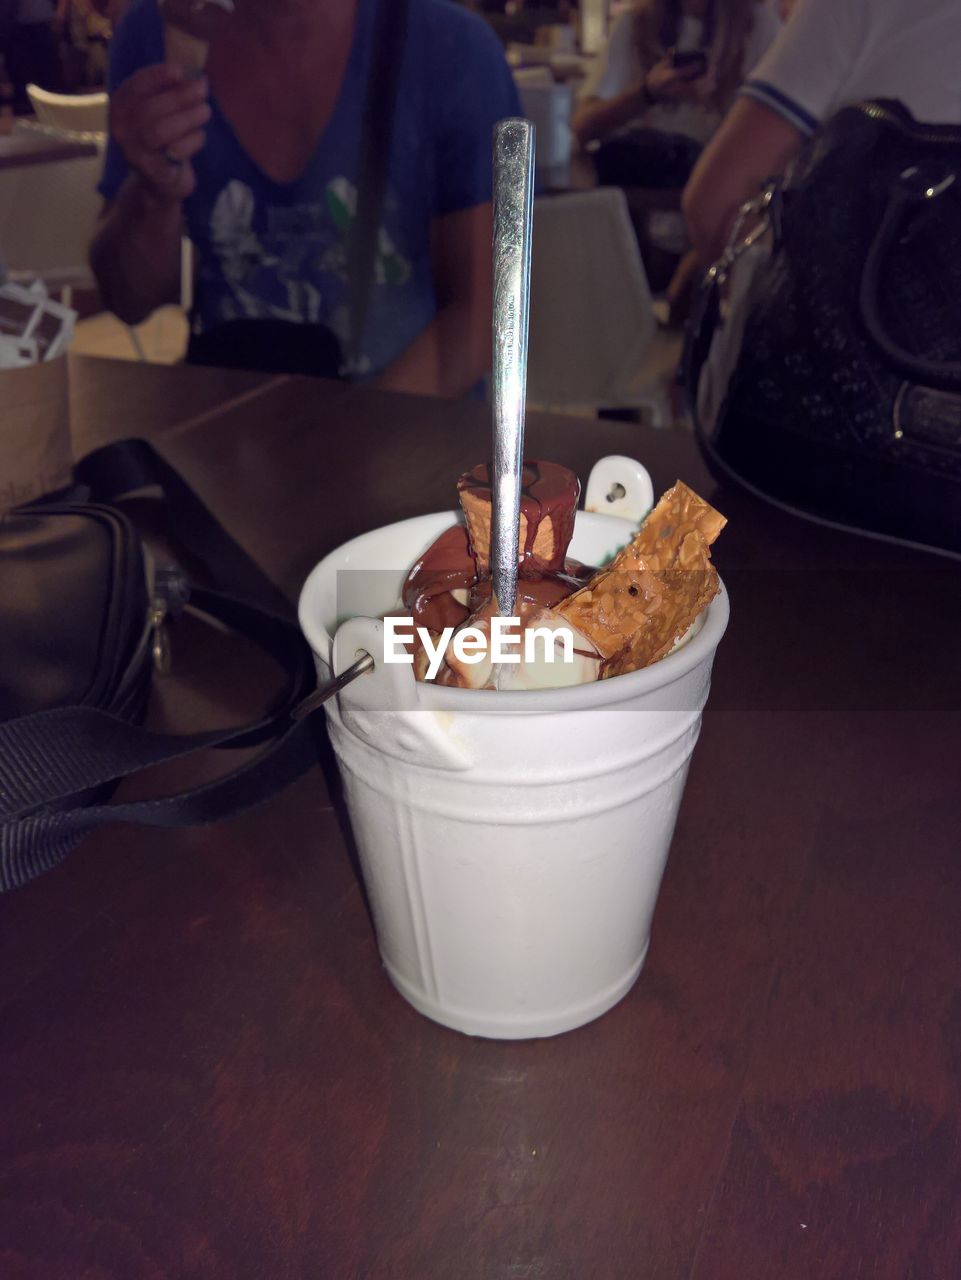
[{"x1": 671, "y1": 49, "x2": 708, "y2": 74}]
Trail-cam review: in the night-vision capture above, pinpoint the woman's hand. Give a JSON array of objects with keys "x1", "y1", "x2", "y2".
[
  {"x1": 644, "y1": 57, "x2": 706, "y2": 103},
  {"x1": 109, "y1": 62, "x2": 211, "y2": 202}
]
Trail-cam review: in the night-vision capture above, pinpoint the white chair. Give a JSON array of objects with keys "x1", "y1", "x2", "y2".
[
  {"x1": 26, "y1": 85, "x2": 108, "y2": 137},
  {"x1": 527, "y1": 188, "x2": 675, "y2": 425}
]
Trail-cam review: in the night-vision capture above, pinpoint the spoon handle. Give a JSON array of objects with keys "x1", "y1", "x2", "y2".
[
  {"x1": 291, "y1": 652, "x2": 374, "y2": 721},
  {"x1": 491, "y1": 117, "x2": 535, "y2": 618}
]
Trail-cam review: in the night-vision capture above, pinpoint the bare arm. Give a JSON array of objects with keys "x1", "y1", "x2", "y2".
[
  {"x1": 90, "y1": 180, "x2": 186, "y2": 325},
  {"x1": 89, "y1": 63, "x2": 209, "y2": 325},
  {"x1": 571, "y1": 85, "x2": 648, "y2": 149},
  {"x1": 682, "y1": 97, "x2": 804, "y2": 264},
  {"x1": 572, "y1": 59, "x2": 706, "y2": 149},
  {"x1": 375, "y1": 203, "x2": 493, "y2": 400}
]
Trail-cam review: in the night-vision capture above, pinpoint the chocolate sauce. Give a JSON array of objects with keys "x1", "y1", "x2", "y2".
[
  {"x1": 457, "y1": 460, "x2": 580, "y2": 572},
  {"x1": 467, "y1": 561, "x2": 593, "y2": 619},
  {"x1": 402, "y1": 525, "x2": 474, "y2": 631}
]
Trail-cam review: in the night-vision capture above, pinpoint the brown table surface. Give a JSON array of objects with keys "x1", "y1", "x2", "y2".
[
  {"x1": 0, "y1": 127, "x2": 98, "y2": 172},
  {"x1": 2, "y1": 356, "x2": 960, "y2": 1279}
]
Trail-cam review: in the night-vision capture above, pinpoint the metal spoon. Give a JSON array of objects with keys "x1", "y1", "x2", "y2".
[
  {"x1": 292, "y1": 652, "x2": 374, "y2": 721},
  {"x1": 491, "y1": 117, "x2": 536, "y2": 618}
]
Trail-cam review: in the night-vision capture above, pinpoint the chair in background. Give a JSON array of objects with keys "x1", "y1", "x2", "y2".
[
  {"x1": 25, "y1": 85, "x2": 108, "y2": 137},
  {"x1": 526, "y1": 187, "x2": 676, "y2": 425}
]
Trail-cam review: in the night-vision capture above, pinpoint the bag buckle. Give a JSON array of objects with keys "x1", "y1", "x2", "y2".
[
  {"x1": 150, "y1": 599, "x2": 173, "y2": 676},
  {"x1": 149, "y1": 568, "x2": 190, "y2": 676},
  {"x1": 900, "y1": 165, "x2": 956, "y2": 202},
  {"x1": 708, "y1": 185, "x2": 776, "y2": 288}
]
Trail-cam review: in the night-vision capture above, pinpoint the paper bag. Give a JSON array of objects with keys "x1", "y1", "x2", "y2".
[{"x1": 0, "y1": 356, "x2": 73, "y2": 513}]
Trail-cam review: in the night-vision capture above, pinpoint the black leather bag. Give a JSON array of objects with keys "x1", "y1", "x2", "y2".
[
  {"x1": 186, "y1": 317, "x2": 347, "y2": 379},
  {"x1": 593, "y1": 127, "x2": 702, "y2": 190},
  {"x1": 0, "y1": 440, "x2": 319, "y2": 893},
  {"x1": 684, "y1": 99, "x2": 961, "y2": 557}
]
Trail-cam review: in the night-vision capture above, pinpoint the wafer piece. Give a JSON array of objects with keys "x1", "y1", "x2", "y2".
[
  {"x1": 161, "y1": 0, "x2": 234, "y2": 72},
  {"x1": 554, "y1": 482, "x2": 725, "y2": 675},
  {"x1": 458, "y1": 487, "x2": 566, "y2": 576},
  {"x1": 164, "y1": 24, "x2": 210, "y2": 72},
  {"x1": 457, "y1": 461, "x2": 579, "y2": 576}
]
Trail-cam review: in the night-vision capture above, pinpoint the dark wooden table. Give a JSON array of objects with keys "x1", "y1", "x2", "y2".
[
  {"x1": 0, "y1": 126, "x2": 98, "y2": 172},
  {"x1": 2, "y1": 356, "x2": 960, "y2": 1279}
]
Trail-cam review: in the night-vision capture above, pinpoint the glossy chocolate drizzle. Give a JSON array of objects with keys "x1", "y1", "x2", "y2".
[
  {"x1": 402, "y1": 460, "x2": 591, "y2": 635},
  {"x1": 402, "y1": 525, "x2": 475, "y2": 632}
]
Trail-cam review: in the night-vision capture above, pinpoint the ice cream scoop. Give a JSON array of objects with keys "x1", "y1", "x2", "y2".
[
  {"x1": 435, "y1": 598, "x2": 600, "y2": 691},
  {"x1": 161, "y1": 0, "x2": 234, "y2": 72}
]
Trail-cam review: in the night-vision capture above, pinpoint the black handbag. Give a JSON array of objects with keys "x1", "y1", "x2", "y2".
[
  {"x1": 593, "y1": 127, "x2": 702, "y2": 190},
  {"x1": 684, "y1": 99, "x2": 961, "y2": 558},
  {"x1": 0, "y1": 439, "x2": 319, "y2": 893}
]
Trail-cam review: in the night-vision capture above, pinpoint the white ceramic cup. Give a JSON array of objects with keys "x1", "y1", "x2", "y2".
[{"x1": 298, "y1": 459, "x2": 728, "y2": 1039}]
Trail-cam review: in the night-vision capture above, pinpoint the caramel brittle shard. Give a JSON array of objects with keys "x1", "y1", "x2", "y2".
[
  {"x1": 600, "y1": 564, "x2": 720, "y2": 679},
  {"x1": 554, "y1": 482, "x2": 725, "y2": 676},
  {"x1": 632, "y1": 481, "x2": 726, "y2": 569}
]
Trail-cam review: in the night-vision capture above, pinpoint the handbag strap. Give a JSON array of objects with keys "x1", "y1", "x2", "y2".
[
  {"x1": 345, "y1": 0, "x2": 412, "y2": 373},
  {"x1": 859, "y1": 164, "x2": 961, "y2": 391},
  {"x1": 681, "y1": 274, "x2": 722, "y2": 449},
  {"x1": 681, "y1": 186, "x2": 775, "y2": 448},
  {"x1": 74, "y1": 437, "x2": 294, "y2": 616},
  {"x1": 0, "y1": 587, "x2": 313, "y2": 819},
  {"x1": 1, "y1": 716, "x2": 321, "y2": 893},
  {"x1": 0, "y1": 586, "x2": 320, "y2": 892}
]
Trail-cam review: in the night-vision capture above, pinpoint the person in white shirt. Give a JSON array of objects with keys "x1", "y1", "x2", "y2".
[
  {"x1": 573, "y1": 0, "x2": 781, "y2": 160},
  {"x1": 684, "y1": 0, "x2": 961, "y2": 261}
]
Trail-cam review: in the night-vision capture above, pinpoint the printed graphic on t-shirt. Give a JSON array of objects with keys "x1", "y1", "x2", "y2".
[{"x1": 205, "y1": 177, "x2": 411, "y2": 352}]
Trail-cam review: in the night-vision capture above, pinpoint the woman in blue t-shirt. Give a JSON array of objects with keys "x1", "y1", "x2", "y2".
[{"x1": 90, "y1": 0, "x2": 520, "y2": 396}]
